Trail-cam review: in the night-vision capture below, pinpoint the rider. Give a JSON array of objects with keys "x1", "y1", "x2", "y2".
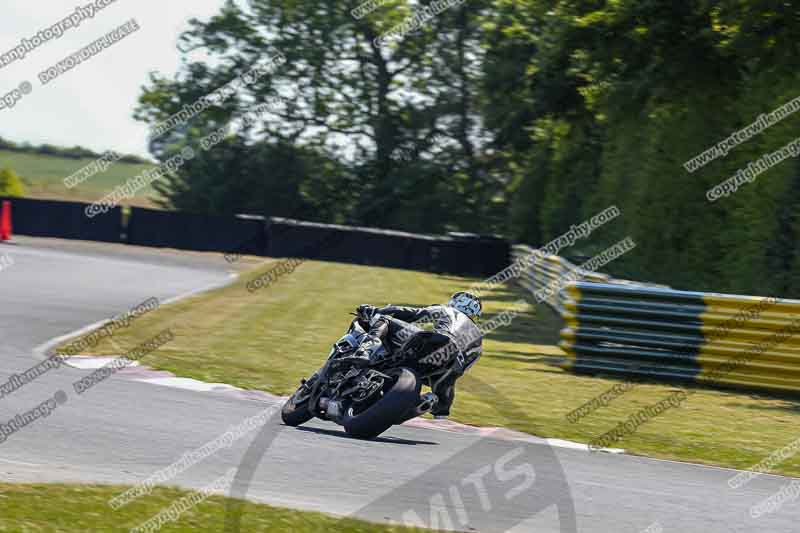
[{"x1": 352, "y1": 291, "x2": 483, "y2": 419}]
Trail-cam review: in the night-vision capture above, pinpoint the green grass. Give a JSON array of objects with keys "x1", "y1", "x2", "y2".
[
  {"x1": 0, "y1": 149, "x2": 159, "y2": 206},
  {"x1": 0, "y1": 483, "x2": 421, "y2": 532},
  {"x1": 61, "y1": 259, "x2": 800, "y2": 478}
]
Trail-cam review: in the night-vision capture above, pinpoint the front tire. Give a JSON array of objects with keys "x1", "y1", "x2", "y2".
[
  {"x1": 342, "y1": 368, "x2": 420, "y2": 439},
  {"x1": 281, "y1": 386, "x2": 314, "y2": 427}
]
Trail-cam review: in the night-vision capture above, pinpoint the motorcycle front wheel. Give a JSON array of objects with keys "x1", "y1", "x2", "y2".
[{"x1": 281, "y1": 383, "x2": 315, "y2": 427}]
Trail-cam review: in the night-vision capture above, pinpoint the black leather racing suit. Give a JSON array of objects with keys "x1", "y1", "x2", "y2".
[{"x1": 357, "y1": 304, "x2": 483, "y2": 417}]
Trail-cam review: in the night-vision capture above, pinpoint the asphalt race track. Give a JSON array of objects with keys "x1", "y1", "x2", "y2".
[{"x1": 1, "y1": 238, "x2": 798, "y2": 532}]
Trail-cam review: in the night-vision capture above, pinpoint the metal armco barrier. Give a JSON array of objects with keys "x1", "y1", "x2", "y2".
[
  {"x1": 511, "y1": 244, "x2": 649, "y2": 312},
  {"x1": 558, "y1": 282, "x2": 800, "y2": 394}
]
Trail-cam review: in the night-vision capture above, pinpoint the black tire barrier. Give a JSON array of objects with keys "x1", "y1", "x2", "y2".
[
  {"x1": 127, "y1": 207, "x2": 267, "y2": 255},
  {"x1": 267, "y1": 217, "x2": 509, "y2": 276},
  {"x1": 1, "y1": 198, "x2": 510, "y2": 277},
  {"x1": 1, "y1": 196, "x2": 122, "y2": 243}
]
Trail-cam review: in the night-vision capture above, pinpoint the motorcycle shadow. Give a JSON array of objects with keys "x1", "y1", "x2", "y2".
[{"x1": 290, "y1": 424, "x2": 439, "y2": 446}]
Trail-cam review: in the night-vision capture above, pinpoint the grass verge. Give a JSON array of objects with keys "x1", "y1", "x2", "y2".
[
  {"x1": 0, "y1": 483, "x2": 420, "y2": 532},
  {"x1": 0, "y1": 149, "x2": 158, "y2": 206},
  {"x1": 61, "y1": 259, "x2": 800, "y2": 478}
]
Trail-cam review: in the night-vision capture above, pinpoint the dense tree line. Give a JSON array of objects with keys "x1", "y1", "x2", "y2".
[
  {"x1": 135, "y1": 0, "x2": 800, "y2": 295},
  {"x1": 0, "y1": 137, "x2": 151, "y2": 165}
]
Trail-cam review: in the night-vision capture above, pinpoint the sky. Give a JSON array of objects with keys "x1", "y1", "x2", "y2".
[{"x1": 0, "y1": 0, "x2": 229, "y2": 159}]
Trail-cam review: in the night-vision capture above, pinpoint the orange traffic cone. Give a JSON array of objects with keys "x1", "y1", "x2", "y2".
[{"x1": 0, "y1": 201, "x2": 12, "y2": 242}]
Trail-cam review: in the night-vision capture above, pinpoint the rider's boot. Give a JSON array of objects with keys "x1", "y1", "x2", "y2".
[
  {"x1": 351, "y1": 334, "x2": 387, "y2": 367},
  {"x1": 351, "y1": 317, "x2": 391, "y2": 367},
  {"x1": 431, "y1": 374, "x2": 457, "y2": 418}
]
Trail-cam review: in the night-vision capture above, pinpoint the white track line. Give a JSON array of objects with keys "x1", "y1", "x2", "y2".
[
  {"x1": 0, "y1": 457, "x2": 42, "y2": 467},
  {"x1": 31, "y1": 273, "x2": 237, "y2": 361}
]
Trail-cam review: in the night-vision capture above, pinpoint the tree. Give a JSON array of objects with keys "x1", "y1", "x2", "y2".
[
  {"x1": 153, "y1": 136, "x2": 352, "y2": 222},
  {"x1": 0, "y1": 168, "x2": 25, "y2": 197},
  {"x1": 134, "y1": 0, "x2": 507, "y2": 233},
  {"x1": 481, "y1": 0, "x2": 800, "y2": 295}
]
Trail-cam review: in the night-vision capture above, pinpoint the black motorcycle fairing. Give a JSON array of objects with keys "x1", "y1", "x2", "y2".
[{"x1": 289, "y1": 315, "x2": 466, "y2": 431}]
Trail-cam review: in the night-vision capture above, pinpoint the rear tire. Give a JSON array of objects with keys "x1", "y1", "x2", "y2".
[
  {"x1": 342, "y1": 368, "x2": 420, "y2": 439},
  {"x1": 281, "y1": 386, "x2": 314, "y2": 427}
]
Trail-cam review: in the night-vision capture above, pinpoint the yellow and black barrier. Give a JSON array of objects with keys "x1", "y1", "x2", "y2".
[{"x1": 558, "y1": 282, "x2": 800, "y2": 394}]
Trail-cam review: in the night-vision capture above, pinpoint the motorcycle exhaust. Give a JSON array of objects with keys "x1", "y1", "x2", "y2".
[
  {"x1": 319, "y1": 397, "x2": 345, "y2": 422},
  {"x1": 409, "y1": 392, "x2": 438, "y2": 418}
]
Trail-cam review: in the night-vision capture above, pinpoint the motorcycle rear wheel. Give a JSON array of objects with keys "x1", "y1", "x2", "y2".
[{"x1": 342, "y1": 368, "x2": 420, "y2": 439}]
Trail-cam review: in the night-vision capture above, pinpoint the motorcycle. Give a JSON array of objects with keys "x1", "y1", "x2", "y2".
[{"x1": 281, "y1": 311, "x2": 463, "y2": 439}]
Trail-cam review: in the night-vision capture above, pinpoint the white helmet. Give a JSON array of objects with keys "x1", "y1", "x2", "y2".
[{"x1": 448, "y1": 291, "x2": 482, "y2": 319}]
